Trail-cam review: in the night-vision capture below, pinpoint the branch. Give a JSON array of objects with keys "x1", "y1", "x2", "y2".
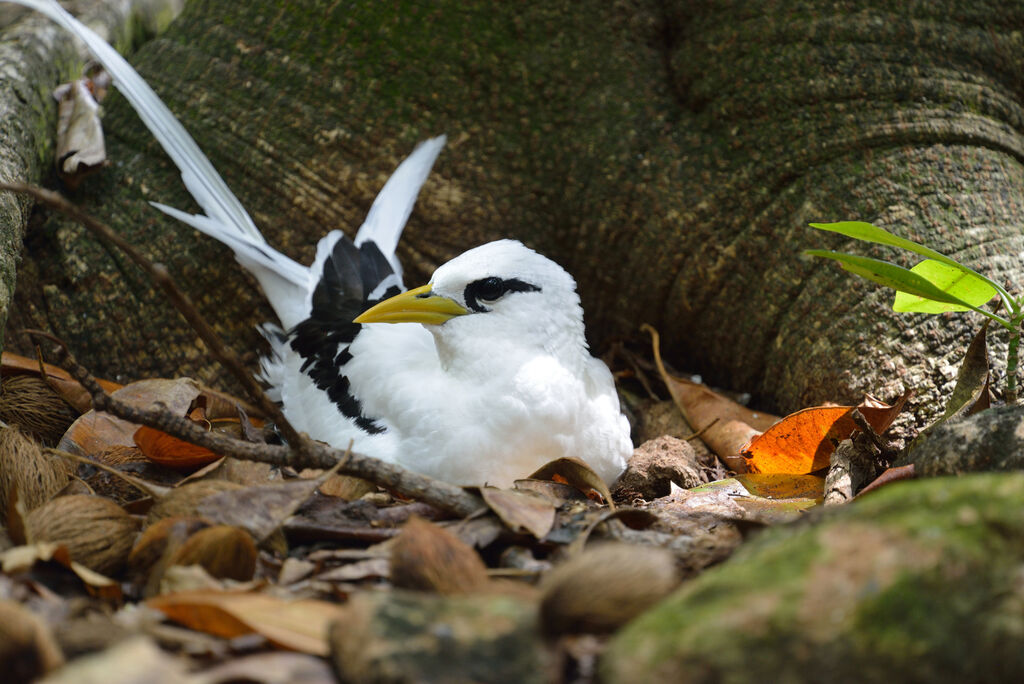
[{"x1": 0, "y1": 181, "x2": 305, "y2": 448}]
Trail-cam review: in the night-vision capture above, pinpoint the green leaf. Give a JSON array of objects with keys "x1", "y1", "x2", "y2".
[
  {"x1": 809, "y1": 221, "x2": 1009, "y2": 306},
  {"x1": 892, "y1": 260, "x2": 998, "y2": 313},
  {"x1": 809, "y1": 221, "x2": 959, "y2": 267},
  {"x1": 803, "y1": 250, "x2": 980, "y2": 309}
]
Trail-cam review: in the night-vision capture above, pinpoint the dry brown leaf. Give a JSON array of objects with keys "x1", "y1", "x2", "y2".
[
  {"x1": 641, "y1": 326, "x2": 776, "y2": 470},
  {"x1": 59, "y1": 379, "x2": 259, "y2": 465},
  {"x1": 512, "y1": 479, "x2": 587, "y2": 505},
  {"x1": 480, "y1": 486, "x2": 556, "y2": 538},
  {"x1": 667, "y1": 375, "x2": 780, "y2": 432},
  {"x1": 191, "y1": 652, "x2": 336, "y2": 684},
  {"x1": 147, "y1": 590, "x2": 345, "y2": 655},
  {"x1": 194, "y1": 478, "x2": 325, "y2": 546},
  {"x1": 529, "y1": 457, "x2": 613, "y2": 507},
  {"x1": 0, "y1": 543, "x2": 121, "y2": 600},
  {"x1": 679, "y1": 479, "x2": 816, "y2": 523},
  {"x1": 35, "y1": 636, "x2": 189, "y2": 684},
  {"x1": 58, "y1": 378, "x2": 205, "y2": 459},
  {"x1": 1, "y1": 351, "x2": 121, "y2": 414}
]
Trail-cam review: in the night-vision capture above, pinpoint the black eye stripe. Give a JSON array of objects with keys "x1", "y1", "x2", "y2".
[{"x1": 463, "y1": 277, "x2": 541, "y2": 312}]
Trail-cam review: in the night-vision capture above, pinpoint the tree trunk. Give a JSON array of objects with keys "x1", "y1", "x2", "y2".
[{"x1": 4, "y1": 0, "x2": 1023, "y2": 425}]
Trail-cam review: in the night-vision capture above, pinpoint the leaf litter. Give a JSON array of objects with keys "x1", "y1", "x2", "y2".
[{"x1": 0, "y1": 311, "x2": 925, "y2": 681}]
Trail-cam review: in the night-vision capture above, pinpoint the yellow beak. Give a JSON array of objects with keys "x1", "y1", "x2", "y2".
[{"x1": 353, "y1": 284, "x2": 469, "y2": 325}]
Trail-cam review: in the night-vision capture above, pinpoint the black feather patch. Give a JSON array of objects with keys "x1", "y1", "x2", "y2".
[
  {"x1": 289, "y1": 237, "x2": 399, "y2": 434},
  {"x1": 463, "y1": 277, "x2": 541, "y2": 313}
]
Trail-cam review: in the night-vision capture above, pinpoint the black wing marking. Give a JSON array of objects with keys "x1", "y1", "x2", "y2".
[{"x1": 289, "y1": 236, "x2": 400, "y2": 434}]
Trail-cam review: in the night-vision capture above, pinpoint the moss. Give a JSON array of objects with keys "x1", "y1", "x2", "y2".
[{"x1": 603, "y1": 474, "x2": 1024, "y2": 682}]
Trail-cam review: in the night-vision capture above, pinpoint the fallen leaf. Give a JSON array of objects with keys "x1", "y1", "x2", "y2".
[
  {"x1": 316, "y1": 558, "x2": 391, "y2": 583},
  {"x1": 667, "y1": 375, "x2": 779, "y2": 432},
  {"x1": 58, "y1": 378, "x2": 205, "y2": 458},
  {"x1": 641, "y1": 324, "x2": 778, "y2": 469},
  {"x1": 529, "y1": 457, "x2": 613, "y2": 507},
  {"x1": 1, "y1": 351, "x2": 121, "y2": 413},
  {"x1": 37, "y1": 636, "x2": 189, "y2": 684},
  {"x1": 662, "y1": 480, "x2": 813, "y2": 524},
  {"x1": 134, "y1": 425, "x2": 221, "y2": 471},
  {"x1": 856, "y1": 464, "x2": 916, "y2": 498},
  {"x1": 566, "y1": 507, "x2": 660, "y2": 554},
  {"x1": 0, "y1": 542, "x2": 121, "y2": 600},
  {"x1": 740, "y1": 393, "x2": 910, "y2": 474},
  {"x1": 733, "y1": 473, "x2": 825, "y2": 502},
  {"x1": 192, "y1": 652, "x2": 336, "y2": 684},
  {"x1": 148, "y1": 590, "x2": 344, "y2": 655},
  {"x1": 195, "y1": 478, "x2": 326, "y2": 546},
  {"x1": 480, "y1": 486, "x2": 556, "y2": 538},
  {"x1": 512, "y1": 479, "x2": 588, "y2": 505}
]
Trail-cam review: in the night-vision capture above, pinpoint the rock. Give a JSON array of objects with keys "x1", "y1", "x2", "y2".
[
  {"x1": 901, "y1": 404, "x2": 1024, "y2": 475},
  {"x1": 601, "y1": 473, "x2": 1024, "y2": 682},
  {"x1": 613, "y1": 436, "x2": 706, "y2": 501},
  {"x1": 329, "y1": 590, "x2": 551, "y2": 683}
]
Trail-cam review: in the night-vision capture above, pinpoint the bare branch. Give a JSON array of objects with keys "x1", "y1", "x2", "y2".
[{"x1": 0, "y1": 181, "x2": 306, "y2": 448}]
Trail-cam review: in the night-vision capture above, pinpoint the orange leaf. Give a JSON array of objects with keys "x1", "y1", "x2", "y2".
[
  {"x1": 739, "y1": 393, "x2": 909, "y2": 475},
  {"x1": 134, "y1": 425, "x2": 221, "y2": 471},
  {"x1": 147, "y1": 591, "x2": 344, "y2": 655},
  {"x1": 741, "y1": 406, "x2": 852, "y2": 474}
]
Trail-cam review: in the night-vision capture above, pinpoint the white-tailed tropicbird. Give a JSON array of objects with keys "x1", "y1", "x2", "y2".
[{"x1": 13, "y1": 0, "x2": 634, "y2": 486}]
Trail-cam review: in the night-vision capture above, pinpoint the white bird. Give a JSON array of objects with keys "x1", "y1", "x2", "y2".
[{"x1": 16, "y1": 0, "x2": 633, "y2": 486}]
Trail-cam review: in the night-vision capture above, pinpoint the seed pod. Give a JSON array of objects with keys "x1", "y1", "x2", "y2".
[
  {"x1": 127, "y1": 516, "x2": 210, "y2": 578},
  {"x1": 166, "y1": 525, "x2": 257, "y2": 581},
  {"x1": 0, "y1": 427, "x2": 72, "y2": 525},
  {"x1": 0, "y1": 375, "x2": 79, "y2": 446},
  {"x1": 539, "y1": 543, "x2": 679, "y2": 636},
  {"x1": 0, "y1": 599, "x2": 64, "y2": 680},
  {"x1": 24, "y1": 495, "x2": 138, "y2": 576},
  {"x1": 390, "y1": 516, "x2": 490, "y2": 594}
]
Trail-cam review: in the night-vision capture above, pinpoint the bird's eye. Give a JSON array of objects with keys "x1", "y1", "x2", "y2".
[
  {"x1": 474, "y1": 277, "x2": 506, "y2": 301},
  {"x1": 463, "y1": 276, "x2": 541, "y2": 313}
]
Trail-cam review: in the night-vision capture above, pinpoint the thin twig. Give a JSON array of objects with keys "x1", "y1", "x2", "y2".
[
  {"x1": 32, "y1": 332, "x2": 485, "y2": 518},
  {"x1": 0, "y1": 181, "x2": 306, "y2": 448}
]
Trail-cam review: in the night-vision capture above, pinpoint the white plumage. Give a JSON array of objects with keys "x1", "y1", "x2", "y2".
[{"x1": 16, "y1": 0, "x2": 633, "y2": 486}]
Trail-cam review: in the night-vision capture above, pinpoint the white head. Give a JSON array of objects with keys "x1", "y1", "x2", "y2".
[{"x1": 355, "y1": 240, "x2": 588, "y2": 373}]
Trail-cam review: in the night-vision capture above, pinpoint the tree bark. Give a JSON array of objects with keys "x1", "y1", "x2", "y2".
[{"x1": 3, "y1": 0, "x2": 1023, "y2": 426}]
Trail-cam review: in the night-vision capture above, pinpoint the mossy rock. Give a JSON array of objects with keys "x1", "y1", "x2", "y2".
[{"x1": 602, "y1": 473, "x2": 1024, "y2": 683}]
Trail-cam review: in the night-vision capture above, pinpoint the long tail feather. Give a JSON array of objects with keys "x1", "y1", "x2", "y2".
[{"x1": 13, "y1": 0, "x2": 445, "y2": 330}]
